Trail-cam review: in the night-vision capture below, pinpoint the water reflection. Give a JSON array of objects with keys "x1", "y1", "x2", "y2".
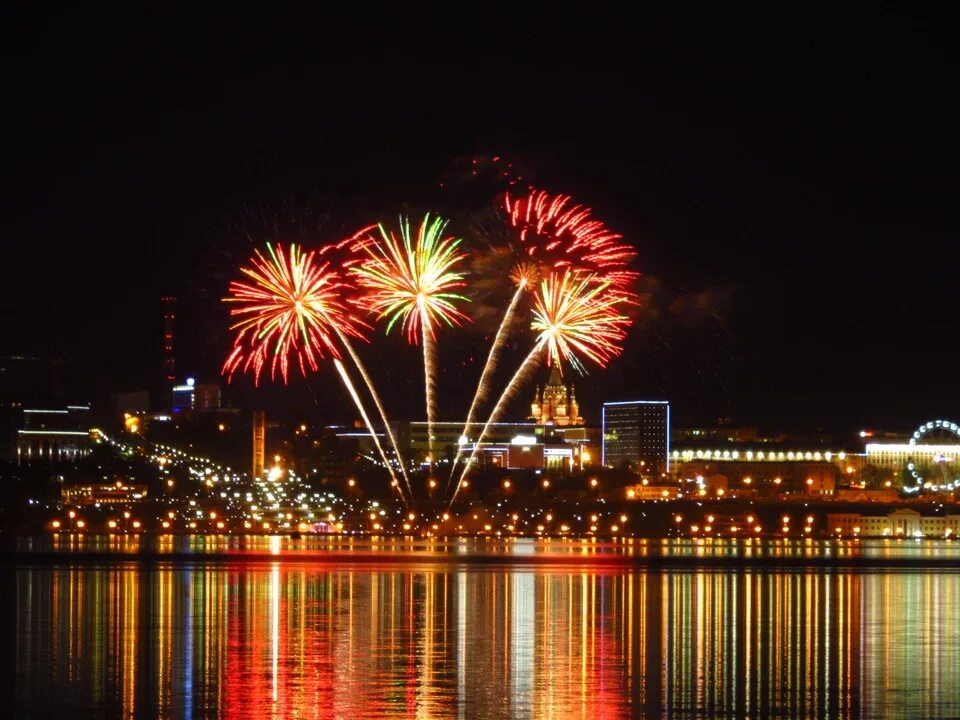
[
  {"x1": 22, "y1": 534, "x2": 960, "y2": 565},
  {"x1": 14, "y1": 563, "x2": 960, "y2": 718}
]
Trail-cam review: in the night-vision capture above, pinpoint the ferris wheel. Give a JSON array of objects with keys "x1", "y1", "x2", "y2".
[{"x1": 905, "y1": 419, "x2": 960, "y2": 492}]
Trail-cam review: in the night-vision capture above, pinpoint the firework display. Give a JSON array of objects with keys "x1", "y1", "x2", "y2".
[
  {"x1": 531, "y1": 270, "x2": 631, "y2": 373},
  {"x1": 222, "y1": 188, "x2": 637, "y2": 509},
  {"x1": 503, "y1": 189, "x2": 637, "y2": 289},
  {"x1": 448, "y1": 268, "x2": 633, "y2": 505},
  {"x1": 222, "y1": 240, "x2": 414, "y2": 506},
  {"x1": 222, "y1": 243, "x2": 365, "y2": 385},
  {"x1": 349, "y1": 214, "x2": 469, "y2": 342},
  {"x1": 350, "y1": 214, "x2": 470, "y2": 468},
  {"x1": 446, "y1": 190, "x2": 636, "y2": 487}
]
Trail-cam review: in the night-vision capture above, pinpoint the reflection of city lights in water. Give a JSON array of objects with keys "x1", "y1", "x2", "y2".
[
  {"x1": 271, "y1": 564, "x2": 279, "y2": 704},
  {"x1": 13, "y1": 549, "x2": 960, "y2": 718}
]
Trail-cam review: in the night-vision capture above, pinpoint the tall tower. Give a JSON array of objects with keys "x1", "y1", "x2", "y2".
[
  {"x1": 161, "y1": 296, "x2": 176, "y2": 386},
  {"x1": 252, "y1": 410, "x2": 266, "y2": 480}
]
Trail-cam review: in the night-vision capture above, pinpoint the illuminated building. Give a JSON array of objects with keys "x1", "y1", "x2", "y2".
[
  {"x1": 865, "y1": 419, "x2": 960, "y2": 492},
  {"x1": 673, "y1": 424, "x2": 759, "y2": 443},
  {"x1": 480, "y1": 435, "x2": 576, "y2": 472},
  {"x1": 171, "y1": 377, "x2": 221, "y2": 413},
  {"x1": 670, "y1": 445, "x2": 858, "y2": 495},
  {"x1": 1, "y1": 354, "x2": 73, "y2": 459},
  {"x1": 410, "y1": 421, "x2": 543, "y2": 453},
  {"x1": 624, "y1": 483, "x2": 681, "y2": 500},
  {"x1": 61, "y1": 482, "x2": 148, "y2": 505},
  {"x1": 827, "y1": 509, "x2": 960, "y2": 537},
  {"x1": 601, "y1": 400, "x2": 670, "y2": 474},
  {"x1": 408, "y1": 421, "x2": 592, "y2": 471},
  {"x1": 16, "y1": 404, "x2": 91, "y2": 463},
  {"x1": 529, "y1": 366, "x2": 583, "y2": 426}
]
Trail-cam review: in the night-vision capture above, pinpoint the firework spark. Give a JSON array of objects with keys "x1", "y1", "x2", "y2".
[
  {"x1": 532, "y1": 270, "x2": 631, "y2": 374},
  {"x1": 448, "y1": 270, "x2": 632, "y2": 505},
  {"x1": 351, "y1": 214, "x2": 469, "y2": 467},
  {"x1": 449, "y1": 192, "x2": 635, "y2": 486},
  {"x1": 504, "y1": 189, "x2": 638, "y2": 289},
  {"x1": 222, "y1": 243, "x2": 366, "y2": 385}
]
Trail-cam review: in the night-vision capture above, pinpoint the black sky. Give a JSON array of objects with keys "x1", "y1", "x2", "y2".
[{"x1": 1, "y1": 4, "x2": 957, "y2": 434}]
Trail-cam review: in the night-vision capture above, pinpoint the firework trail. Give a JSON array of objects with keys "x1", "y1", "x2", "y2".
[
  {"x1": 222, "y1": 242, "x2": 367, "y2": 384},
  {"x1": 448, "y1": 339, "x2": 546, "y2": 507},
  {"x1": 334, "y1": 359, "x2": 408, "y2": 506},
  {"x1": 445, "y1": 278, "x2": 526, "y2": 491},
  {"x1": 223, "y1": 241, "x2": 411, "y2": 504},
  {"x1": 333, "y1": 326, "x2": 415, "y2": 500},
  {"x1": 351, "y1": 214, "x2": 469, "y2": 474},
  {"x1": 448, "y1": 189, "x2": 635, "y2": 485},
  {"x1": 448, "y1": 270, "x2": 632, "y2": 505}
]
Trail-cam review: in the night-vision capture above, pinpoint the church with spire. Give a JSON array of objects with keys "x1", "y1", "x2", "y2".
[{"x1": 529, "y1": 366, "x2": 584, "y2": 426}]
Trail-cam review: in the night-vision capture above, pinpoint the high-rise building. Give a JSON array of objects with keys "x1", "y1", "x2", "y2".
[
  {"x1": 16, "y1": 404, "x2": 92, "y2": 464},
  {"x1": 602, "y1": 400, "x2": 670, "y2": 474},
  {"x1": 171, "y1": 377, "x2": 220, "y2": 413}
]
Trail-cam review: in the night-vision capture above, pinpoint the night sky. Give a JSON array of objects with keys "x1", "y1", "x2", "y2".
[{"x1": 2, "y1": 4, "x2": 956, "y2": 434}]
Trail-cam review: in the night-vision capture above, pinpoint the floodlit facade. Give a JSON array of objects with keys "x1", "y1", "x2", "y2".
[
  {"x1": 172, "y1": 377, "x2": 221, "y2": 413},
  {"x1": 16, "y1": 404, "x2": 92, "y2": 463},
  {"x1": 865, "y1": 418, "x2": 960, "y2": 492},
  {"x1": 827, "y1": 509, "x2": 960, "y2": 538},
  {"x1": 529, "y1": 366, "x2": 583, "y2": 426}
]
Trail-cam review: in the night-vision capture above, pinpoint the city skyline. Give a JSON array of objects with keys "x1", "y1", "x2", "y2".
[{"x1": 6, "y1": 7, "x2": 960, "y2": 720}]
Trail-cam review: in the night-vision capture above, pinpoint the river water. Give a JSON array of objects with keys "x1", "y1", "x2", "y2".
[{"x1": 10, "y1": 538, "x2": 960, "y2": 718}]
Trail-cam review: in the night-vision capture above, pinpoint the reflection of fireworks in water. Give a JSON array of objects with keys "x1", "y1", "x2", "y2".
[
  {"x1": 450, "y1": 270, "x2": 633, "y2": 505},
  {"x1": 222, "y1": 243, "x2": 364, "y2": 384},
  {"x1": 351, "y1": 214, "x2": 469, "y2": 474}
]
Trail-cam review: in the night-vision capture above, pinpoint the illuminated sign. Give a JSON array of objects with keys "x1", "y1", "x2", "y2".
[{"x1": 511, "y1": 435, "x2": 538, "y2": 445}]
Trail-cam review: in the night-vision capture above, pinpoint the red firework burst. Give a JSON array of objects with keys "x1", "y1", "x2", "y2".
[
  {"x1": 222, "y1": 242, "x2": 367, "y2": 385},
  {"x1": 503, "y1": 188, "x2": 638, "y2": 289}
]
